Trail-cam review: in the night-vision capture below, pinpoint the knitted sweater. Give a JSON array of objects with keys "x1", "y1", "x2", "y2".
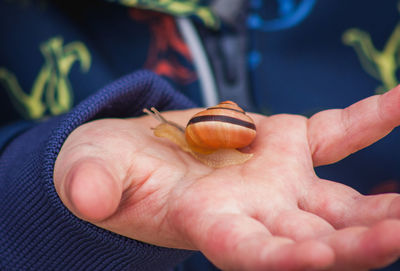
[{"x1": 0, "y1": 71, "x2": 196, "y2": 270}]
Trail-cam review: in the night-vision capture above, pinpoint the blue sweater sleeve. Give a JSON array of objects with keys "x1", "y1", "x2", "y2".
[
  {"x1": 0, "y1": 121, "x2": 35, "y2": 153},
  {"x1": 0, "y1": 70, "x2": 196, "y2": 271}
]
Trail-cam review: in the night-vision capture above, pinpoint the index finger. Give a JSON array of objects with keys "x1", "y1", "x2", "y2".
[{"x1": 308, "y1": 85, "x2": 400, "y2": 166}]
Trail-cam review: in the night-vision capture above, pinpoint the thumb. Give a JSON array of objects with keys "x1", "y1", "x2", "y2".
[{"x1": 54, "y1": 157, "x2": 122, "y2": 222}]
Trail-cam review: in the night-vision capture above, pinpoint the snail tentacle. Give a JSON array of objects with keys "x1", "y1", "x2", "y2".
[{"x1": 143, "y1": 107, "x2": 185, "y2": 132}]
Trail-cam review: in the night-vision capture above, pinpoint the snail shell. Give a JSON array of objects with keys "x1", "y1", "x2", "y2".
[
  {"x1": 185, "y1": 101, "x2": 256, "y2": 154},
  {"x1": 144, "y1": 101, "x2": 256, "y2": 168}
]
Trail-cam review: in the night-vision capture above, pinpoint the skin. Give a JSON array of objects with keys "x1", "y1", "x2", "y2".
[{"x1": 54, "y1": 85, "x2": 400, "y2": 271}]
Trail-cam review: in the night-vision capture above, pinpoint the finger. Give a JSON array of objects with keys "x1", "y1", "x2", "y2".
[
  {"x1": 185, "y1": 213, "x2": 334, "y2": 271},
  {"x1": 53, "y1": 120, "x2": 132, "y2": 222},
  {"x1": 54, "y1": 157, "x2": 122, "y2": 222},
  {"x1": 246, "y1": 114, "x2": 314, "y2": 183},
  {"x1": 308, "y1": 85, "x2": 400, "y2": 166},
  {"x1": 321, "y1": 220, "x2": 400, "y2": 270},
  {"x1": 268, "y1": 210, "x2": 334, "y2": 241},
  {"x1": 300, "y1": 179, "x2": 400, "y2": 228},
  {"x1": 252, "y1": 114, "x2": 310, "y2": 164}
]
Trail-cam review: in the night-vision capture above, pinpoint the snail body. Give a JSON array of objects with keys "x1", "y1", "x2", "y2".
[{"x1": 144, "y1": 101, "x2": 256, "y2": 168}]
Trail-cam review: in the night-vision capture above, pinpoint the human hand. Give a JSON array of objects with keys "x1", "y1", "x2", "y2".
[{"x1": 54, "y1": 85, "x2": 400, "y2": 270}]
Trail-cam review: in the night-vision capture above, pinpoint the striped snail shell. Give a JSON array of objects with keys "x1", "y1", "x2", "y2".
[
  {"x1": 144, "y1": 101, "x2": 256, "y2": 168},
  {"x1": 185, "y1": 101, "x2": 256, "y2": 154}
]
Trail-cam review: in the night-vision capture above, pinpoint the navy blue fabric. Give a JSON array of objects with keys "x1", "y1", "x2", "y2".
[
  {"x1": 0, "y1": 121, "x2": 35, "y2": 153},
  {"x1": 0, "y1": 70, "x2": 195, "y2": 270}
]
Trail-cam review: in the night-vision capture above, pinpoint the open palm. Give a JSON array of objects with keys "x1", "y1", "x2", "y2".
[{"x1": 54, "y1": 86, "x2": 400, "y2": 271}]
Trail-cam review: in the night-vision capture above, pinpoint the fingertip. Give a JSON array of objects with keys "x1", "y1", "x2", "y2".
[
  {"x1": 380, "y1": 84, "x2": 400, "y2": 126},
  {"x1": 368, "y1": 219, "x2": 400, "y2": 249},
  {"x1": 356, "y1": 219, "x2": 400, "y2": 268},
  {"x1": 388, "y1": 196, "x2": 400, "y2": 219},
  {"x1": 65, "y1": 159, "x2": 122, "y2": 222},
  {"x1": 296, "y1": 241, "x2": 335, "y2": 270},
  {"x1": 262, "y1": 240, "x2": 334, "y2": 270}
]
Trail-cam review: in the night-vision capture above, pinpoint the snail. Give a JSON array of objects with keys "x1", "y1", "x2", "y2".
[{"x1": 143, "y1": 101, "x2": 256, "y2": 168}]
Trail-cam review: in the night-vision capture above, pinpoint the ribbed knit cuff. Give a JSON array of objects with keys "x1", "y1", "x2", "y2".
[{"x1": 0, "y1": 70, "x2": 196, "y2": 271}]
